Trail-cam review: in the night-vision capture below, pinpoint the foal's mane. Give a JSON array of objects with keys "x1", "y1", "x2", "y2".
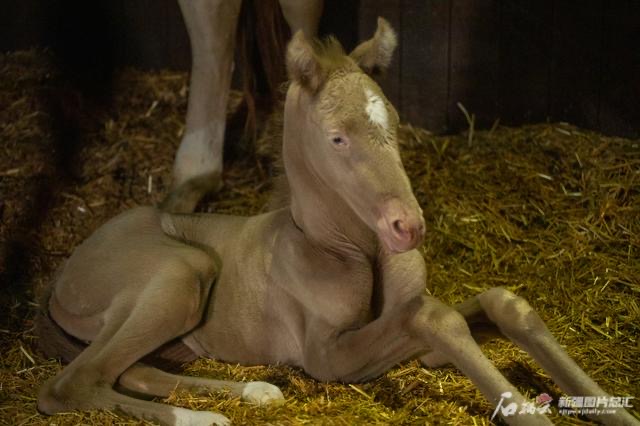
[{"x1": 311, "y1": 36, "x2": 355, "y2": 75}]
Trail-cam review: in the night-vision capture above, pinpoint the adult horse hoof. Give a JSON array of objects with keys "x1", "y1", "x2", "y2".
[
  {"x1": 241, "y1": 381, "x2": 285, "y2": 405},
  {"x1": 160, "y1": 171, "x2": 223, "y2": 214}
]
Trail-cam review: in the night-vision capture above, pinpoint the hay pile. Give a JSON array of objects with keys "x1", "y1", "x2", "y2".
[{"x1": 1, "y1": 50, "x2": 638, "y2": 425}]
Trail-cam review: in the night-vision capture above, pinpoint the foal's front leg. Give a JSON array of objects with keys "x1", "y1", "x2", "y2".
[
  {"x1": 303, "y1": 295, "x2": 552, "y2": 425},
  {"x1": 428, "y1": 288, "x2": 639, "y2": 426}
]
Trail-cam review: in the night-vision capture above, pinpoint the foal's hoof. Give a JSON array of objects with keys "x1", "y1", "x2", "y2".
[
  {"x1": 206, "y1": 413, "x2": 231, "y2": 426},
  {"x1": 172, "y1": 408, "x2": 230, "y2": 426},
  {"x1": 241, "y1": 381, "x2": 285, "y2": 405}
]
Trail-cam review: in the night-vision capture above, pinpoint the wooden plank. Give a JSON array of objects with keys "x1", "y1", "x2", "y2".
[
  {"x1": 498, "y1": 0, "x2": 553, "y2": 125},
  {"x1": 548, "y1": 0, "x2": 603, "y2": 130},
  {"x1": 448, "y1": 0, "x2": 501, "y2": 132},
  {"x1": 117, "y1": 0, "x2": 168, "y2": 69},
  {"x1": 165, "y1": 0, "x2": 191, "y2": 70},
  {"x1": 358, "y1": 0, "x2": 402, "y2": 117},
  {"x1": 320, "y1": 0, "x2": 360, "y2": 52},
  {"x1": 599, "y1": 0, "x2": 640, "y2": 137},
  {"x1": 110, "y1": 0, "x2": 130, "y2": 68},
  {"x1": 0, "y1": 0, "x2": 46, "y2": 51},
  {"x1": 400, "y1": 0, "x2": 450, "y2": 133},
  {"x1": 40, "y1": 0, "x2": 117, "y2": 101}
]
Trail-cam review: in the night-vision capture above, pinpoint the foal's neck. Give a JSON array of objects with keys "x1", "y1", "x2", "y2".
[
  {"x1": 290, "y1": 179, "x2": 378, "y2": 260},
  {"x1": 283, "y1": 135, "x2": 378, "y2": 261}
]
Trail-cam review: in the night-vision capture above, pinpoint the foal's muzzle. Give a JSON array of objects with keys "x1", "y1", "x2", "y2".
[{"x1": 376, "y1": 198, "x2": 425, "y2": 253}]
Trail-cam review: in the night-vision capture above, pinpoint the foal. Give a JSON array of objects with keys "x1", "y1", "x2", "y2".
[{"x1": 37, "y1": 19, "x2": 638, "y2": 426}]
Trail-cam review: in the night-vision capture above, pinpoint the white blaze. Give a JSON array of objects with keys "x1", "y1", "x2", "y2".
[{"x1": 364, "y1": 88, "x2": 388, "y2": 130}]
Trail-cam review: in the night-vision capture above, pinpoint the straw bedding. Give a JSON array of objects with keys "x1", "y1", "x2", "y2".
[{"x1": 1, "y1": 50, "x2": 638, "y2": 425}]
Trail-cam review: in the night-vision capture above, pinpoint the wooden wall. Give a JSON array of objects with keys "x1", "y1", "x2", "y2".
[
  {"x1": 0, "y1": 0, "x2": 191, "y2": 70},
  {"x1": 2, "y1": 0, "x2": 639, "y2": 137},
  {"x1": 360, "y1": 0, "x2": 640, "y2": 137}
]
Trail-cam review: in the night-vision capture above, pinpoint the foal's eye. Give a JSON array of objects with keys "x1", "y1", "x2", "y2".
[
  {"x1": 332, "y1": 136, "x2": 346, "y2": 145},
  {"x1": 329, "y1": 132, "x2": 349, "y2": 149}
]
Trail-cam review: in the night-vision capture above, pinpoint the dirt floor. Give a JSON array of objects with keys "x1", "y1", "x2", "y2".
[{"x1": 1, "y1": 50, "x2": 639, "y2": 425}]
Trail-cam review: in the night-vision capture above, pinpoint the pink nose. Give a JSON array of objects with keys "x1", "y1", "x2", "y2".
[
  {"x1": 392, "y1": 217, "x2": 422, "y2": 242},
  {"x1": 378, "y1": 198, "x2": 425, "y2": 253}
]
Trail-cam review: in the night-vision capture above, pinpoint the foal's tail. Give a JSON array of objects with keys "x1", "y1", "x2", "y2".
[{"x1": 34, "y1": 270, "x2": 86, "y2": 364}]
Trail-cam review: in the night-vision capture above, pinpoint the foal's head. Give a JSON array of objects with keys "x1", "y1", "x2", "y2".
[{"x1": 284, "y1": 18, "x2": 424, "y2": 254}]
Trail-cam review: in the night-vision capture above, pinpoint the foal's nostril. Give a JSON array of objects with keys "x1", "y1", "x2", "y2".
[{"x1": 392, "y1": 220, "x2": 410, "y2": 238}]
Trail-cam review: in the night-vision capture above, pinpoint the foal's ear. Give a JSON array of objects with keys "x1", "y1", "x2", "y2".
[
  {"x1": 286, "y1": 31, "x2": 327, "y2": 93},
  {"x1": 350, "y1": 17, "x2": 397, "y2": 75}
]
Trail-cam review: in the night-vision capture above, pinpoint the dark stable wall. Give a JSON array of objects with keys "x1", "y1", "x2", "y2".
[
  {"x1": 2, "y1": 0, "x2": 639, "y2": 138},
  {"x1": 361, "y1": 0, "x2": 640, "y2": 138}
]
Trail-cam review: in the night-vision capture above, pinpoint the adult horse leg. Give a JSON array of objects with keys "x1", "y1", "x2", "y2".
[
  {"x1": 164, "y1": 0, "x2": 242, "y2": 213},
  {"x1": 37, "y1": 267, "x2": 229, "y2": 425},
  {"x1": 278, "y1": 0, "x2": 323, "y2": 35}
]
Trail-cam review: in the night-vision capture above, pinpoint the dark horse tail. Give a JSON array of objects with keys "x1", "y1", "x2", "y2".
[
  {"x1": 237, "y1": 0, "x2": 290, "y2": 141},
  {"x1": 160, "y1": 0, "x2": 290, "y2": 214}
]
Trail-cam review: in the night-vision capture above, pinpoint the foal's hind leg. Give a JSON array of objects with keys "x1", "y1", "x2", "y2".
[
  {"x1": 38, "y1": 269, "x2": 229, "y2": 425},
  {"x1": 424, "y1": 288, "x2": 639, "y2": 426},
  {"x1": 118, "y1": 363, "x2": 285, "y2": 405}
]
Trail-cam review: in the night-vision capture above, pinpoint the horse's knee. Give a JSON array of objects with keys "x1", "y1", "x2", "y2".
[
  {"x1": 478, "y1": 288, "x2": 546, "y2": 339},
  {"x1": 411, "y1": 299, "x2": 472, "y2": 344}
]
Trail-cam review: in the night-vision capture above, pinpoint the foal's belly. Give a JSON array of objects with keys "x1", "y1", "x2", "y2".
[
  {"x1": 187, "y1": 214, "x2": 307, "y2": 367},
  {"x1": 189, "y1": 281, "x2": 305, "y2": 366}
]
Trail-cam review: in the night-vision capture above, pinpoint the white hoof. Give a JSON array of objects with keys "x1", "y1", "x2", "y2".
[
  {"x1": 241, "y1": 381, "x2": 285, "y2": 406},
  {"x1": 207, "y1": 413, "x2": 231, "y2": 426},
  {"x1": 172, "y1": 407, "x2": 230, "y2": 426}
]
